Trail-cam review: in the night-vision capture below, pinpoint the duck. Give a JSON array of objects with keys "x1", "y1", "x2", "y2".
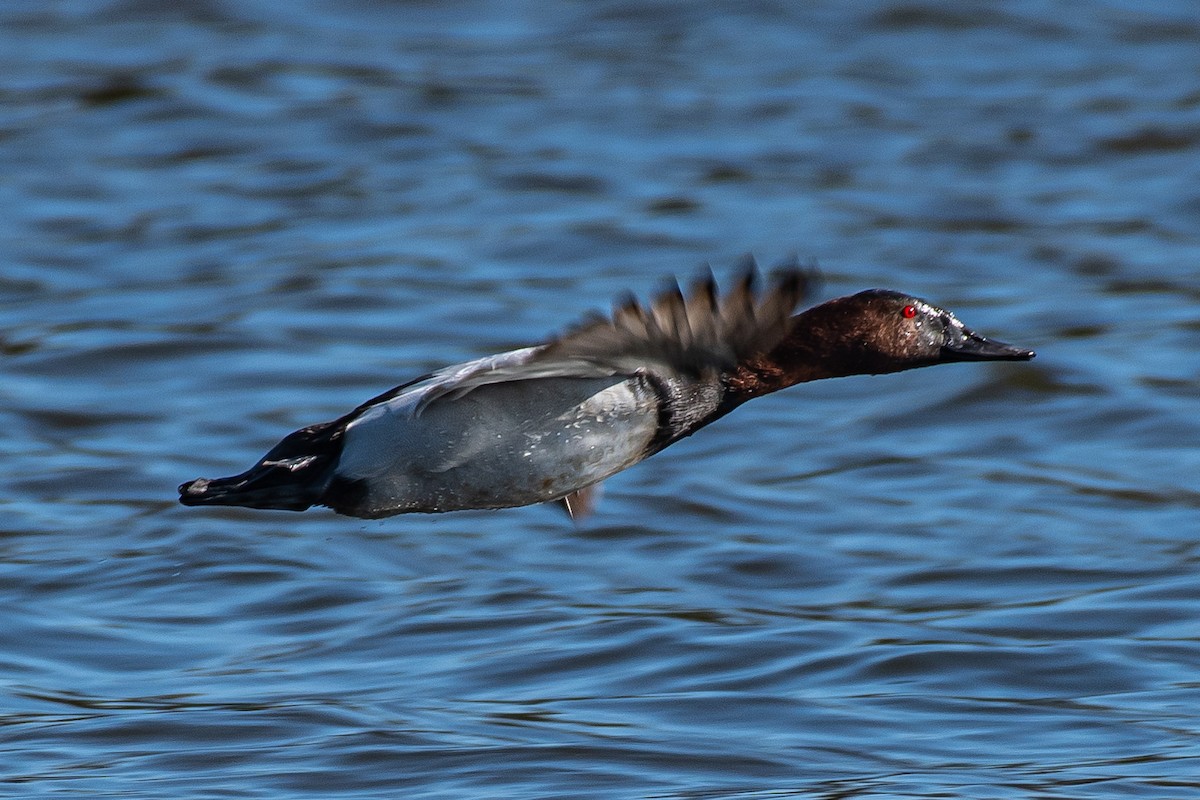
[{"x1": 178, "y1": 266, "x2": 1034, "y2": 520}]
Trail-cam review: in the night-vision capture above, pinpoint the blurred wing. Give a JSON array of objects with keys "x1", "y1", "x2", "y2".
[
  {"x1": 406, "y1": 261, "x2": 817, "y2": 414},
  {"x1": 556, "y1": 482, "x2": 603, "y2": 522}
]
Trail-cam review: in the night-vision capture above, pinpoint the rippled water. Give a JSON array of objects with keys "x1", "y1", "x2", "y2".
[{"x1": 4, "y1": 1, "x2": 1200, "y2": 797}]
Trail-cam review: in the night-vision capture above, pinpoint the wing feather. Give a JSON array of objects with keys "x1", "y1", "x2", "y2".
[
  {"x1": 538, "y1": 258, "x2": 816, "y2": 376},
  {"x1": 394, "y1": 260, "x2": 817, "y2": 415}
]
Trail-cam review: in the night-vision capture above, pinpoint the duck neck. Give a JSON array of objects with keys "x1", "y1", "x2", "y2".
[{"x1": 723, "y1": 299, "x2": 871, "y2": 401}]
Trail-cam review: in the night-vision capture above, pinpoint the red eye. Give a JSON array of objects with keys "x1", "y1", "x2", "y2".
[{"x1": 902, "y1": 305, "x2": 917, "y2": 319}]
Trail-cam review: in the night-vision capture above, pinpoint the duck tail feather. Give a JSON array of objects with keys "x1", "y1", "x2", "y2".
[{"x1": 178, "y1": 421, "x2": 342, "y2": 512}]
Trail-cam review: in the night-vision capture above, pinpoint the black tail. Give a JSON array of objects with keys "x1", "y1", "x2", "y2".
[{"x1": 178, "y1": 421, "x2": 344, "y2": 512}]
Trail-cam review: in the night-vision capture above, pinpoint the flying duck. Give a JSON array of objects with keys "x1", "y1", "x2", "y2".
[{"x1": 179, "y1": 267, "x2": 1034, "y2": 520}]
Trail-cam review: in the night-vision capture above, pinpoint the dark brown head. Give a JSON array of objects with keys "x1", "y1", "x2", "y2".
[{"x1": 759, "y1": 289, "x2": 1035, "y2": 386}]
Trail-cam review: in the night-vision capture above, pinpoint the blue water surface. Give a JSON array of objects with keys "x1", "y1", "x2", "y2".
[{"x1": 2, "y1": 1, "x2": 1199, "y2": 797}]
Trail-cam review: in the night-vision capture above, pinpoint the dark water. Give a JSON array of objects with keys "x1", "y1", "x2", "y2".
[{"x1": 3, "y1": 1, "x2": 1200, "y2": 797}]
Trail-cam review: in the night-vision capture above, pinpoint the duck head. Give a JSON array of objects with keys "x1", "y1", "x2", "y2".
[
  {"x1": 776, "y1": 289, "x2": 1036, "y2": 380},
  {"x1": 873, "y1": 289, "x2": 1034, "y2": 365}
]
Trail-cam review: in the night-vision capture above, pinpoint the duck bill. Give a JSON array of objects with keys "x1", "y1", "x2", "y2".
[{"x1": 942, "y1": 327, "x2": 1035, "y2": 362}]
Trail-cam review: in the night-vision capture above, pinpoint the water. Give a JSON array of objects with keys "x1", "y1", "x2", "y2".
[{"x1": 3, "y1": 1, "x2": 1200, "y2": 797}]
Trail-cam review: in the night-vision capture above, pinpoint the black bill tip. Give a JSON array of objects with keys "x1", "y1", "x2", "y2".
[{"x1": 942, "y1": 330, "x2": 1036, "y2": 362}]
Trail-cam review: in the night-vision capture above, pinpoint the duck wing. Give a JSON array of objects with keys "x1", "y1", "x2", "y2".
[
  {"x1": 406, "y1": 263, "x2": 815, "y2": 415},
  {"x1": 558, "y1": 483, "x2": 603, "y2": 522},
  {"x1": 540, "y1": 262, "x2": 814, "y2": 377}
]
